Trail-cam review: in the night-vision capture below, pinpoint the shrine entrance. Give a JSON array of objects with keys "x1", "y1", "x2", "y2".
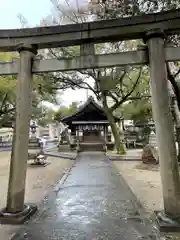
[
  {"x1": 78, "y1": 123, "x2": 104, "y2": 143},
  {"x1": 83, "y1": 130, "x2": 101, "y2": 142}
]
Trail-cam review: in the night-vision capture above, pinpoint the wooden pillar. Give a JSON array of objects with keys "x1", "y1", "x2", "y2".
[
  {"x1": 104, "y1": 125, "x2": 107, "y2": 143},
  {"x1": 77, "y1": 126, "x2": 79, "y2": 142},
  {"x1": 71, "y1": 129, "x2": 76, "y2": 143},
  {"x1": 6, "y1": 45, "x2": 37, "y2": 213},
  {"x1": 146, "y1": 29, "x2": 180, "y2": 216}
]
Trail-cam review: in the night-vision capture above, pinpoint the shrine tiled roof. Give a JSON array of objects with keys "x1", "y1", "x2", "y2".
[{"x1": 61, "y1": 96, "x2": 120, "y2": 124}]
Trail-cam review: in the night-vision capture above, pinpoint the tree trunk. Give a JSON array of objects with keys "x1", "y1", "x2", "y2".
[
  {"x1": 176, "y1": 127, "x2": 180, "y2": 162},
  {"x1": 171, "y1": 94, "x2": 180, "y2": 161},
  {"x1": 102, "y1": 93, "x2": 126, "y2": 154},
  {"x1": 109, "y1": 111, "x2": 126, "y2": 154},
  {"x1": 167, "y1": 64, "x2": 180, "y2": 111},
  {"x1": 173, "y1": 102, "x2": 180, "y2": 162},
  {"x1": 118, "y1": 120, "x2": 126, "y2": 150},
  {"x1": 167, "y1": 65, "x2": 180, "y2": 161}
]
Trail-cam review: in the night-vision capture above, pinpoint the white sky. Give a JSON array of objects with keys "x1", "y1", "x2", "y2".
[
  {"x1": 0, "y1": 0, "x2": 89, "y2": 107},
  {"x1": 60, "y1": 88, "x2": 91, "y2": 106}
]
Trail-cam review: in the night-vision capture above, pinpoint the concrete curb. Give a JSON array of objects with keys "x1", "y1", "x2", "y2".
[
  {"x1": 107, "y1": 155, "x2": 142, "y2": 161},
  {"x1": 44, "y1": 152, "x2": 77, "y2": 160}
]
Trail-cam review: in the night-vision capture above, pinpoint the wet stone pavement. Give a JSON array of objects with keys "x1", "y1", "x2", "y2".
[{"x1": 12, "y1": 152, "x2": 159, "y2": 240}]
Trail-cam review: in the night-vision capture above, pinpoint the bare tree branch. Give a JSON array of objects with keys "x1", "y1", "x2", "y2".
[
  {"x1": 174, "y1": 68, "x2": 180, "y2": 78},
  {"x1": 128, "y1": 95, "x2": 151, "y2": 100},
  {"x1": 0, "y1": 93, "x2": 8, "y2": 112},
  {"x1": 110, "y1": 67, "x2": 142, "y2": 112},
  {"x1": 0, "y1": 107, "x2": 15, "y2": 116},
  {"x1": 167, "y1": 63, "x2": 180, "y2": 111}
]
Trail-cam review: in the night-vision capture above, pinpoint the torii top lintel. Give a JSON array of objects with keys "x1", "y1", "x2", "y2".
[{"x1": 0, "y1": 9, "x2": 180, "y2": 51}]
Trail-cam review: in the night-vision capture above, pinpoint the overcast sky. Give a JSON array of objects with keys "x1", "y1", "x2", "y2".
[{"x1": 0, "y1": 0, "x2": 90, "y2": 107}]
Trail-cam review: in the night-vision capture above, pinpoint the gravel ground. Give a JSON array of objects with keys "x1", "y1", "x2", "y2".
[
  {"x1": 0, "y1": 151, "x2": 74, "y2": 240},
  {"x1": 113, "y1": 161, "x2": 180, "y2": 239},
  {"x1": 113, "y1": 161, "x2": 163, "y2": 213}
]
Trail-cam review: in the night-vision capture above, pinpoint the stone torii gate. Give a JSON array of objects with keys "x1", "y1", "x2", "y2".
[{"x1": 0, "y1": 9, "x2": 180, "y2": 229}]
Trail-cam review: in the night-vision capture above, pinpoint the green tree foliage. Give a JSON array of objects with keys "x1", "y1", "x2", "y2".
[
  {"x1": 0, "y1": 52, "x2": 62, "y2": 127},
  {"x1": 119, "y1": 67, "x2": 152, "y2": 124},
  {"x1": 121, "y1": 100, "x2": 152, "y2": 123},
  {"x1": 54, "y1": 102, "x2": 78, "y2": 120},
  {"x1": 0, "y1": 52, "x2": 17, "y2": 127},
  {"x1": 37, "y1": 107, "x2": 56, "y2": 127},
  {"x1": 114, "y1": 67, "x2": 151, "y2": 123}
]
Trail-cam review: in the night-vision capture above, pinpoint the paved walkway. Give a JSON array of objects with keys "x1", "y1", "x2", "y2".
[{"x1": 12, "y1": 152, "x2": 158, "y2": 240}]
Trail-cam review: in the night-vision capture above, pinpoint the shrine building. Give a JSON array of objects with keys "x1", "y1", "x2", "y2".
[{"x1": 61, "y1": 97, "x2": 120, "y2": 151}]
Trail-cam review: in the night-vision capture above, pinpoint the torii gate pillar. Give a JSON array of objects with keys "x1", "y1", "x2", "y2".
[
  {"x1": 0, "y1": 45, "x2": 37, "y2": 224},
  {"x1": 146, "y1": 29, "x2": 180, "y2": 229}
]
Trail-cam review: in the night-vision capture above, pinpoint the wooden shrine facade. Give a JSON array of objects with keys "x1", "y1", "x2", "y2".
[{"x1": 74, "y1": 121, "x2": 107, "y2": 143}]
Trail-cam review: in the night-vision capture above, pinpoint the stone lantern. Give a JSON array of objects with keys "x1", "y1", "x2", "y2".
[
  {"x1": 28, "y1": 120, "x2": 48, "y2": 166},
  {"x1": 30, "y1": 121, "x2": 37, "y2": 137}
]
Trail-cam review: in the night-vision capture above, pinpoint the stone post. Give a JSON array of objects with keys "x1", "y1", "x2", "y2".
[
  {"x1": 5, "y1": 45, "x2": 37, "y2": 218},
  {"x1": 146, "y1": 29, "x2": 180, "y2": 217}
]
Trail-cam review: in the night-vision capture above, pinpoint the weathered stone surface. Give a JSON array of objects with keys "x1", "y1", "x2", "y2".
[{"x1": 141, "y1": 144, "x2": 159, "y2": 164}]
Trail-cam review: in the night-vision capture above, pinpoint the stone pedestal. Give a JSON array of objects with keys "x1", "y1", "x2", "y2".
[{"x1": 0, "y1": 204, "x2": 37, "y2": 224}]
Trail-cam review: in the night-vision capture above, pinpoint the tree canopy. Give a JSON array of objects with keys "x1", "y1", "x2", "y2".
[
  {"x1": 0, "y1": 52, "x2": 63, "y2": 127},
  {"x1": 54, "y1": 102, "x2": 78, "y2": 120}
]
